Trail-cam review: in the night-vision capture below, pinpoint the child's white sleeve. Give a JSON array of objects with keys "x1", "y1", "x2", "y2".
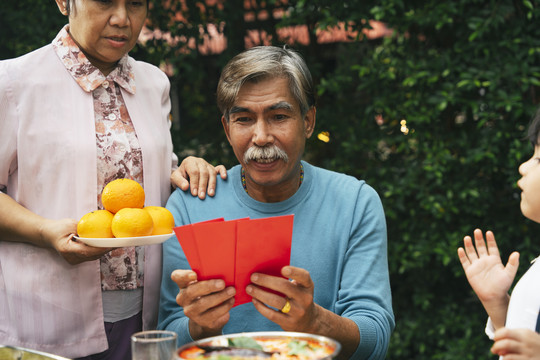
[{"x1": 485, "y1": 317, "x2": 495, "y2": 340}]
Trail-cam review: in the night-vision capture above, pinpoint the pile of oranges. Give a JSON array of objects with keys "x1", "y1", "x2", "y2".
[{"x1": 77, "y1": 179, "x2": 175, "y2": 238}]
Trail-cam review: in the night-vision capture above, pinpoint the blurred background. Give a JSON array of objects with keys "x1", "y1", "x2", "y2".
[{"x1": 2, "y1": 0, "x2": 540, "y2": 358}]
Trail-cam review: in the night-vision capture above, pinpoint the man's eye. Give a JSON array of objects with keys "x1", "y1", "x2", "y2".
[
  {"x1": 274, "y1": 114, "x2": 288, "y2": 120},
  {"x1": 234, "y1": 117, "x2": 251, "y2": 123}
]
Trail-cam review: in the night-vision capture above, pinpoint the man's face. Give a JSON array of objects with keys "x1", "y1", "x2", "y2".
[{"x1": 222, "y1": 77, "x2": 315, "y2": 200}]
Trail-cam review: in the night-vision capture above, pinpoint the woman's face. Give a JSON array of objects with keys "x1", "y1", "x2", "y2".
[{"x1": 56, "y1": 0, "x2": 147, "y2": 75}]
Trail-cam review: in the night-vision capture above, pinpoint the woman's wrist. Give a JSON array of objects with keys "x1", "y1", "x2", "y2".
[{"x1": 37, "y1": 218, "x2": 55, "y2": 249}]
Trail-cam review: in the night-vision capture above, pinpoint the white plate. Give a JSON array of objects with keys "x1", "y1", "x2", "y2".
[{"x1": 74, "y1": 233, "x2": 174, "y2": 247}]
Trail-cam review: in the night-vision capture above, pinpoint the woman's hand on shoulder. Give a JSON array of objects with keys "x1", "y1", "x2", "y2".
[
  {"x1": 40, "y1": 218, "x2": 114, "y2": 265},
  {"x1": 172, "y1": 156, "x2": 227, "y2": 199}
]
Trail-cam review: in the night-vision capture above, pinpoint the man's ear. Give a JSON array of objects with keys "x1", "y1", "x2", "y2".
[
  {"x1": 304, "y1": 107, "x2": 316, "y2": 139},
  {"x1": 221, "y1": 115, "x2": 232, "y2": 145},
  {"x1": 55, "y1": 0, "x2": 68, "y2": 16}
]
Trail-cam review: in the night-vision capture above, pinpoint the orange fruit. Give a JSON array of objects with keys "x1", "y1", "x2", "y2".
[
  {"x1": 102, "y1": 179, "x2": 145, "y2": 214},
  {"x1": 144, "y1": 206, "x2": 175, "y2": 235},
  {"x1": 77, "y1": 210, "x2": 114, "y2": 238},
  {"x1": 111, "y1": 208, "x2": 154, "y2": 238}
]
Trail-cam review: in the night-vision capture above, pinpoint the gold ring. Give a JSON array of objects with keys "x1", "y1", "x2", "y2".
[{"x1": 281, "y1": 300, "x2": 291, "y2": 314}]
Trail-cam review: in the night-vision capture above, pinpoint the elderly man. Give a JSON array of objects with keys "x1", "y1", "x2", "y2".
[{"x1": 158, "y1": 46, "x2": 394, "y2": 359}]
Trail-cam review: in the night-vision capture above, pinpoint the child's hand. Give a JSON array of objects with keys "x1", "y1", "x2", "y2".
[
  {"x1": 491, "y1": 327, "x2": 540, "y2": 359},
  {"x1": 457, "y1": 229, "x2": 520, "y2": 329}
]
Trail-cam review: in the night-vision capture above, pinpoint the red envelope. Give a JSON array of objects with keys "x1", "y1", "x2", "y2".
[
  {"x1": 174, "y1": 218, "x2": 224, "y2": 277},
  {"x1": 175, "y1": 215, "x2": 293, "y2": 307},
  {"x1": 235, "y1": 215, "x2": 294, "y2": 305},
  {"x1": 191, "y1": 219, "x2": 240, "y2": 287},
  {"x1": 174, "y1": 224, "x2": 201, "y2": 275}
]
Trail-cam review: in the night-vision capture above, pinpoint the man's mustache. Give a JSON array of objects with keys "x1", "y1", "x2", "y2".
[{"x1": 244, "y1": 145, "x2": 289, "y2": 164}]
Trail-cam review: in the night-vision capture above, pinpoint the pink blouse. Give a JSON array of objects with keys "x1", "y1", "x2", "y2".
[{"x1": 53, "y1": 26, "x2": 143, "y2": 291}]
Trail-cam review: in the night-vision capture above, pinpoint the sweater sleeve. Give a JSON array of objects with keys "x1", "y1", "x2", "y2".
[
  {"x1": 339, "y1": 184, "x2": 395, "y2": 359},
  {"x1": 157, "y1": 189, "x2": 196, "y2": 345}
]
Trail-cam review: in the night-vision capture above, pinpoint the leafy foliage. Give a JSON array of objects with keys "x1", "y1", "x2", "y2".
[
  {"x1": 4, "y1": 0, "x2": 540, "y2": 358},
  {"x1": 0, "y1": 1, "x2": 65, "y2": 57}
]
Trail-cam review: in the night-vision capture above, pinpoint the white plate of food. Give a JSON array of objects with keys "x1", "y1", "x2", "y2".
[
  {"x1": 74, "y1": 233, "x2": 174, "y2": 247},
  {"x1": 176, "y1": 331, "x2": 341, "y2": 359}
]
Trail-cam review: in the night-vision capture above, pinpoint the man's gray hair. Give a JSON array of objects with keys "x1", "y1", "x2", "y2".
[{"x1": 217, "y1": 46, "x2": 315, "y2": 121}]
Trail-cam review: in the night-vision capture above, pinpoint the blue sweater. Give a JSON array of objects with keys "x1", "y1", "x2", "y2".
[{"x1": 158, "y1": 161, "x2": 395, "y2": 359}]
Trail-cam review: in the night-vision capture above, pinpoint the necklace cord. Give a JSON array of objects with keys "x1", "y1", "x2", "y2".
[{"x1": 241, "y1": 164, "x2": 304, "y2": 193}]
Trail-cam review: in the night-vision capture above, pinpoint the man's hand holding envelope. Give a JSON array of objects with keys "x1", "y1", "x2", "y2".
[{"x1": 172, "y1": 215, "x2": 299, "y2": 339}]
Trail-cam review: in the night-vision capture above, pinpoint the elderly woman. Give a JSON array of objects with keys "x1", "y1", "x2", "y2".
[{"x1": 0, "y1": 1, "x2": 225, "y2": 359}]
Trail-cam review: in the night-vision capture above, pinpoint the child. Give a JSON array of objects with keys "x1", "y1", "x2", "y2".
[{"x1": 457, "y1": 110, "x2": 540, "y2": 359}]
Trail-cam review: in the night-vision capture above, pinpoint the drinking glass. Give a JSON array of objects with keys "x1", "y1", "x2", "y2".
[{"x1": 131, "y1": 330, "x2": 177, "y2": 360}]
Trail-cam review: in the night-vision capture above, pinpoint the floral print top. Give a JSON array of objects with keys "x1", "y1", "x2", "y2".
[{"x1": 52, "y1": 25, "x2": 144, "y2": 291}]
